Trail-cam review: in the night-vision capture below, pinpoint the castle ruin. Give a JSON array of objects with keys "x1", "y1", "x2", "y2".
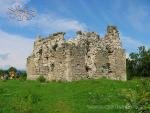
[{"x1": 27, "y1": 26, "x2": 126, "y2": 81}]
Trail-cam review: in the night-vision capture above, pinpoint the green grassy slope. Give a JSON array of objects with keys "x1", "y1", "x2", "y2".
[{"x1": 0, "y1": 79, "x2": 139, "y2": 113}]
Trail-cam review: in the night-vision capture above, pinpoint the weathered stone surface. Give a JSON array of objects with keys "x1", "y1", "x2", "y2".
[{"x1": 27, "y1": 26, "x2": 126, "y2": 81}]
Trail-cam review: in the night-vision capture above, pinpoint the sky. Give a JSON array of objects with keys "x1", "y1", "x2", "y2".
[{"x1": 0, "y1": 0, "x2": 150, "y2": 70}]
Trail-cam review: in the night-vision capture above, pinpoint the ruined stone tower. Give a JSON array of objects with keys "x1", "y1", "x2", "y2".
[{"x1": 27, "y1": 26, "x2": 126, "y2": 81}]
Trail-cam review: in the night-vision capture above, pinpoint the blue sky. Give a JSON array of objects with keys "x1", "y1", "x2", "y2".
[{"x1": 0, "y1": 0, "x2": 150, "y2": 69}]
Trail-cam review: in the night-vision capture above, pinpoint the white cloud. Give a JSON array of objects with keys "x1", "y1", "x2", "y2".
[
  {"x1": 121, "y1": 35, "x2": 149, "y2": 53},
  {"x1": 15, "y1": 13, "x2": 87, "y2": 33},
  {"x1": 0, "y1": 29, "x2": 34, "y2": 70},
  {"x1": 33, "y1": 14, "x2": 87, "y2": 32}
]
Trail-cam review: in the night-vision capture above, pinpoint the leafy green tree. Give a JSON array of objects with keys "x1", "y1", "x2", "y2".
[
  {"x1": 8, "y1": 67, "x2": 17, "y2": 73},
  {"x1": 8, "y1": 67, "x2": 17, "y2": 79},
  {"x1": 127, "y1": 46, "x2": 150, "y2": 78}
]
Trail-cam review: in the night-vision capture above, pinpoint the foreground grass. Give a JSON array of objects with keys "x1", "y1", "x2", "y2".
[{"x1": 0, "y1": 78, "x2": 147, "y2": 113}]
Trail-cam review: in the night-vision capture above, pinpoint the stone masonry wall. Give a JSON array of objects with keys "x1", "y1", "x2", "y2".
[{"x1": 27, "y1": 26, "x2": 127, "y2": 81}]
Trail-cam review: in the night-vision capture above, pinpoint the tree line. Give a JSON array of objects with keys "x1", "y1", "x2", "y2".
[{"x1": 0, "y1": 67, "x2": 27, "y2": 80}]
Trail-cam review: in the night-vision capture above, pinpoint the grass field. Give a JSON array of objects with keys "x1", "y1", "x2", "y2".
[{"x1": 0, "y1": 78, "x2": 148, "y2": 113}]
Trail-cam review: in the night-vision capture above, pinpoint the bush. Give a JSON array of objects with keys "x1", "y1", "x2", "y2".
[
  {"x1": 36, "y1": 75, "x2": 46, "y2": 82},
  {"x1": 122, "y1": 79, "x2": 150, "y2": 113}
]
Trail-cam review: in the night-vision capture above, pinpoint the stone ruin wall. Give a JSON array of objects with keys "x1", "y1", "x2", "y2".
[{"x1": 27, "y1": 26, "x2": 126, "y2": 81}]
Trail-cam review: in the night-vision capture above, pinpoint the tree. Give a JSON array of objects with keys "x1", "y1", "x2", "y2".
[
  {"x1": 8, "y1": 67, "x2": 17, "y2": 79},
  {"x1": 8, "y1": 67, "x2": 17, "y2": 73},
  {"x1": 127, "y1": 46, "x2": 150, "y2": 78}
]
